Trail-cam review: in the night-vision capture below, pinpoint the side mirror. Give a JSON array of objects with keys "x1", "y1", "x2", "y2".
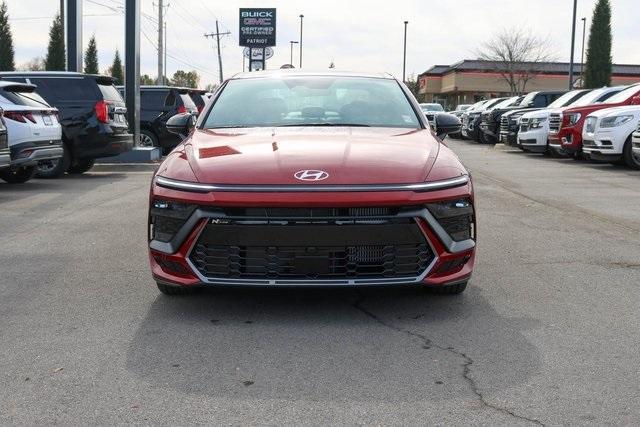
[
  {"x1": 435, "y1": 113, "x2": 462, "y2": 139},
  {"x1": 166, "y1": 113, "x2": 196, "y2": 139}
]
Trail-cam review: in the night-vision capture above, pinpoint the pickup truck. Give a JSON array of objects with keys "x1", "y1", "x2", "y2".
[
  {"x1": 582, "y1": 105, "x2": 640, "y2": 169},
  {"x1": 480, "y1": 91, "x2": 564, "y2": 145},
  {"x1": 548, "y1": 84, "x2": 640, "y2": 157},
  {"x1": 478, "y1": 96, "x2": 523, "y2": 143}
]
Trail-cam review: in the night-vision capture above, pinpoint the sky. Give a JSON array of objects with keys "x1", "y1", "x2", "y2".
[{"x1": 4, "y1": 0, "x2": 640, "y2": 88}]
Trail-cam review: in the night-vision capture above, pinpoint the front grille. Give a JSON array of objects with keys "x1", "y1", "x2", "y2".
[
  {"x1": 549, "y1": 113, "x2": 561, "y2": 133},
  {"x1": 189, "y1": 214, "x2": 434, "y2": 283},
  {"x1": 500, "y1": 116, "x2": 509, "y2": 133},
  {"x1": 519, "y1": 117, "x2": 530, "y2": 132}
]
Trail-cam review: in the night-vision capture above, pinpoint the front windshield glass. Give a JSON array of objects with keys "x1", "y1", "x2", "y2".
[
  {"x1": 547, "y1": 90, "x2": 584, "y2": 108},
  {"x1": 603, "y1": 85, "x2": 640, "y2": 104},
  {"x1": 492, "y1": 97, "x2": 518, "y2": 109},
  {"x1": 204, "y1": 76, "x2": 420, "y2": 129},
  {"x1": 571, "y1": 87, "x2": 621, "y2": 107},
  {"x1": 519, "y1": 92, "x2": 537, "y2": 106},
  {"x1": 420, "y1": 103, "x2": 444, "y2": 112}
]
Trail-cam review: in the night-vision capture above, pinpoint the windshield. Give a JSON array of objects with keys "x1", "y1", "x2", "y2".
[
  {"x1": 0, "y1": 88, "x2": 51, "y2": 107},
  {"x1": 492, "y1": 97, "x2": 518, "y2": 109},
  {"x1": 519, "y1": 92, "x2": 537, "y2": 106},
  {"x1": 548, "y1": 90, "x2": 586, "y2": 108},
  {"x1": 98, "y1": 83, "x2": 124, "y2": 102},
  {"x1": 204, "y1": 76, "x2": 421, "y2": 129},
  {"x1": 603, "y1": 85, "x2": 640, "y2": 104},
  {"x1": 420, "y1": 103, "x2": 444, "y2": 112},
  {"x1": 571, "y1": 87, "x2": 622, "y2": 107}
]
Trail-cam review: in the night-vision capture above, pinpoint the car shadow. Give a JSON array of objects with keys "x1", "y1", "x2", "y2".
[
  {"x1": 126, "y1": 285, "x2": 541, "y2": 403},
  {"x1": 503, "y1": 150, "x2": 640, "y2": 175}
]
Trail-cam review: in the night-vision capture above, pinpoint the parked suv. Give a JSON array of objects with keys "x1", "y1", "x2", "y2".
[
  {"x1": 461, "y1": 98, "x2": 505, "y2": 141},
  {"x1": 517, "y1": 89, "x2": 591, "y2": 153},
  {"x1": 0, "y1": 81, "x2": 63, "y2": 183},
  {"x1": 0, "y1": 72, "x2": 133, "y2": 177},
  {"x1": 118, "y1": 86, "x2": 198, "y2": 154},
  {"x1": 479, "y1": 91, "x2": 562, "y2": 144},
  {"x1": 549, "y1": 84, "x2": 640, "y2": 157},
  {"x1": 188, "y1": 89, "x2": 209, "y2": 114},
  {"x1": 633, "y1": 121, "x2": 640, "y2": 159},
  {"x1": 498, "y1": 91, "x2": 566, "y2": 146},
  {"x1": 582, "y1": 105, "x2": 640, "y2": 169},
  {"x1": 477, "y1": 96, "x2": 523, "y2": 143}
]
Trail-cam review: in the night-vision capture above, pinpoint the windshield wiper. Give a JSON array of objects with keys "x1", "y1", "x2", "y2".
[{"x1": 277, "y1": 123, "x2": 371, "y2": 127}]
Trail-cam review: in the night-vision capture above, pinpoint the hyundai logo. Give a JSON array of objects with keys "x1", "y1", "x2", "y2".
[{"x1": 294, "y1": 170, "x2": 329, "y2": 181}]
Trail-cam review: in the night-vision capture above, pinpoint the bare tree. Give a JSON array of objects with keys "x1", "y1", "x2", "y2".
[
  {"x1": 18, "y1": 56, "x2": 45, "y2": 71},
  {"x1": 475, "y1": 28, "x2": 555, "y2": 94}
]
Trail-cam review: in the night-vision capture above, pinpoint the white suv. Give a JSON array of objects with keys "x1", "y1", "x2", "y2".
[
  {"x1": 583, "y1": 105, "x2": 640, "y2": 169},
  {"x1": 0, "y1": 81, "x2": 63, "y2": 183},
  {"x1": 633, "y1": 120, "x2": 640, "y2": 160}
]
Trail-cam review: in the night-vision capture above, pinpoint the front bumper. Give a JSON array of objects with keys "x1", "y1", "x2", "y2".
[
  {"x1": 499, "y1": 131, "x2": 518, "y2": 146},
  {"x1": 74, "y1": 132, "x2": 134, "y2": 159},
  {"x1": 148, "y1": 182, "x2": 476, "y2": 289},
  {"x1": 9, "y1": 141, "x2": 64, "y2": 167},
  {"x1": 550, "y1": 126, "x2": 583, "y2": 154},
  {"x1": 480, "y1": 122, "x2": 499, "y2": 140}
]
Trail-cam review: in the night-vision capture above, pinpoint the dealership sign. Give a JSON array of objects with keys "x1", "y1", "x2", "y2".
[
  {"x1": 239, "y1": 8, "x2": 276, "y2": 47},
  {"x1": 243, "y1": 47, "x2": 274, "y2": 60}
]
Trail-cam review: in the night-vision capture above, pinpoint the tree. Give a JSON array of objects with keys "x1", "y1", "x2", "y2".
[
  {"x1": 171, "y1": 70, "x2": 200, "y2": 88},
  {"x1": 140, "y1": 74, "x2": 155, "y2": 85},
  {"x1": 109, "y1": 49, "x2": 124, "y2": 83},
  {"x1": 405, "y1": 73, "x2": 420, "y2": 99},
  {"x1": 84, "y1": 35, "x2": 99, "y2": 74},
  {"x1": 584, "y1": 0, "x2": 612, "y2": 88},
  {"x1": 475, "y1": 28, "x2": 555, "y2": 94},
  {"x1": 204, "y1": 83, "x2": 218, "y2": 92},
  {"x1": 18, "y1": 57, "x2": 45, "y2": 71},
  {"x1": 0, "y1": 1, "x2": 15, "y2": 71},
  {"x1": 45, "y1": 13, "x2": 65, "y2": 71}
]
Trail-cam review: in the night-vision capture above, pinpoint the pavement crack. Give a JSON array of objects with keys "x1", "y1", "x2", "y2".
[{"x1": 351, "y1": 291, "x2": 545, "y2": 426}]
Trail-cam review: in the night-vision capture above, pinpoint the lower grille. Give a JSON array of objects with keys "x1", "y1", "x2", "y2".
[{"x1": 189, "y1": 216, "x2": 434, "y2": 283}]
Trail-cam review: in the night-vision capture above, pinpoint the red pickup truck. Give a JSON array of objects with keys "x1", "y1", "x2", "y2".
[{"x1": 548, "y1": 84, "x2": 640, "y2": 157}]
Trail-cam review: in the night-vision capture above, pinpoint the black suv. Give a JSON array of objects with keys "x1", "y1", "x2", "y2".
[
  {"x1": 479, "y1": 91, "x2": 564, "y2": 144},
  {"x1": 118, "y1": 86, "x2": 198, "y2": 154},
  {"x1": 189, "y1": 89, "x2": 209, "y2": 114},
  {"x1": 0, "y1": 72, "x2": 133, "y2": 177}
]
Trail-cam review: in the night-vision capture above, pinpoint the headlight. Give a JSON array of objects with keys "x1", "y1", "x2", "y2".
[
  {"x1": 510, "y1": 114, "x2": 524, "y2": 124},
  {"x1": 529, "y1": 117, "x2": 547, "y2": 129},
  {"x1": 150, "y1": 199, "x2": 197, "y2": 242},
  {"x1": 566, "y1": 113, "x2": 581, "y2": 126},
  {"x1": 600, "y1": 115, "x2": 634, "y2": 128},
  {"x1": 426, "y1": 199, "x2": 475, "y2": 242}
]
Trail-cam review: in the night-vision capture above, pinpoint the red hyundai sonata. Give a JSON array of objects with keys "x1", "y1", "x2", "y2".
[{"x1": 148, "y1": 71, "x2": 475, "y2": 295}]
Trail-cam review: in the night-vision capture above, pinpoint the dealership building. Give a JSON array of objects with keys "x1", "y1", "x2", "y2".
[{"x1": 418, "y1": 60, "x2": 640, "y2": 109}]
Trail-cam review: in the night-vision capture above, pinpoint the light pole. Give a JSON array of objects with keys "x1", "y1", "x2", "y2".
[
  {"x1": 580, "y1": 17, "x2": 587, "y2": 87},
  {"x1": 290, "y1": 40, "x2": 299, "y2": 66},
  {"x1": 299, "y1": 14, "x2": 304, "y2": 68},
  {"x1": 568, "y1": 0, "x2": 578, "y2": 90},
  {"x1": 402, "y1": 21, "x2": 408, "y2": 83}
]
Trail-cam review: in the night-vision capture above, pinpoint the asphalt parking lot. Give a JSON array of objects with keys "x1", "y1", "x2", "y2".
[{"x1": 1, "y1": 139, "x2": 639, "y2": 425}]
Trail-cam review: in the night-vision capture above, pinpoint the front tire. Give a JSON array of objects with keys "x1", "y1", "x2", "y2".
[
  {"x1": 156, "y1": 281, "x2": 198, "y2": 296},
  {"x1": 35, "y1": 144, "x2": 70, "y2": 179},
  {"x1": 0, "y1": 166, "x2": 36, "y2": 184},
  {"x1": 622, "y1": 137, "x2": 640, "y2": 170},
  {"x1": 427, "y1": 281, "x2": 468, "y2": 295},
  {"x1": 67, "y1": 159, "x2": 95, "y2": 174},
  {"x1": 139, "y1": 129, "x2": 159, "y2": 148}
]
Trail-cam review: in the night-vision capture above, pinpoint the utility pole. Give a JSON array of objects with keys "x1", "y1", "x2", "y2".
[
  {"x1": 299, "y1": 15, "x2": 304, "y2": 68},
  {"x1": 164, "y1": 21, "x2": 167, "y2": 82},
  {"x1": 580, "y1": 17, "x2": 587, "y2": 88},
  {"x1": 204, "y1": 21, "x2": 231, "y2": 84},
  {"x1": 403, "y1": 21, "x2": 408, "y2": 82},
  {"x1": 157, "y1": 0, "x2": 164, "y2": 85},
  {"x1": 568, "y1": 0, "x2": 578, "y2": 90}
]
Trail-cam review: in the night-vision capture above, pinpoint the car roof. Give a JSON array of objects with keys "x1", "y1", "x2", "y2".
[
  {"x1": 230, "y1": 69, "x2": 396, "y2": 80},
  {"x1": 0, "y1": 71, "x2": 112, "y2": 79},
  {"x1": 0, "y1": 81, "x2": 37, "y2": 90}
]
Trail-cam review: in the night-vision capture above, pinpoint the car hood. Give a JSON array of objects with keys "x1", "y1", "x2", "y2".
[
  {"x1": 521, "y1": 109, "x2": 553, "y2": 119},
  {"x1": 183, "y1": 127, "x2": 442, "y2": 185},
  {"x1": 586, "y1": 105, "x2": 640, "y2": 118}
]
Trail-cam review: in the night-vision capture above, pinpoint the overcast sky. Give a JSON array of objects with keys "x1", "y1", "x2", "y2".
[{"x1": 5, "y1": 0, "x2": 640, "y2": 87}]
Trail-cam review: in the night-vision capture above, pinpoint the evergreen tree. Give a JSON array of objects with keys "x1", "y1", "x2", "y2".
[
  {"x1": 45, "y1": 13, "x2": 66, "y2": 71},
  {"x1": 110, "y1": 49, "x2": 124, "y2": 83},
  {"x1": 0, "y1": 1, "x2": 15, "y2": 71},
  {"x1": 84, "y1": 35, "x2": 99, "y2": 74},
  {"x1": 584, "y1": 0, "x2": 612, "y2": 88}
]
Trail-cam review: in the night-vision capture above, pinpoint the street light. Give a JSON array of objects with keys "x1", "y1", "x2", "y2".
[
  {"x1": 299, "y1": 14, "x2": 304, "y2": 69},
  {"x1": 289, "y1": 40, "x2": 299, "y2": 66},
  {"x1": 402, "y1": 21, "x2": 408, "y2": 83},
  {"x1": 568, "y1": 0, "x2": 578, "y2": 90},
  {"x1": 580, "y1": 17, "x2": 587, "y2": 87}
]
